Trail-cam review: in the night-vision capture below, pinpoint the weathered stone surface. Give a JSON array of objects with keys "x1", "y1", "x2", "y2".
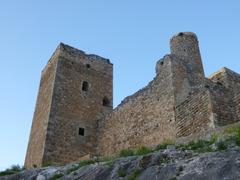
[
  {"x1": 98, "y1": 55, "x2": 176, "y2": 155},
  {"x1": 25, "y1": 43, "x2": 113, "y2": 168},
  {"x1": 208, "y1": 67, "x2": 240, "y2": 126},
  {"x1": 24, "y1": 48, "x2": 59, "y2": 168},
  {"x1": 4, "y1": 147, "x2": 240, "y2": 180}
]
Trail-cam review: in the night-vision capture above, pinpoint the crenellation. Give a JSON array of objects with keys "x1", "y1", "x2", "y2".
[{"x1": 25, "y1": 32, "x2": 240, "y2": 168}]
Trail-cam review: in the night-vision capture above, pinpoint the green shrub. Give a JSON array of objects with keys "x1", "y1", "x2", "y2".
[
  {"x1": 209, "y1": 133, "x2": 218, "y2": 144},
  {"x1": 170, "y1": 177, "x2": 177, "y2": 180},
  {"x1": 10, "y1": 165, "x2": 23, "y2": 172},
  {"x1": 236, "y1": 127, "x2": 240, "y2": 146},
  {"x1": 199, "y1": 146, "x2": 214, "y2": 153},
  {"x1": 176, "y1": 144, "x2": 186, "y2": 150},
  {"x1": 79, "y1": 159, "x2": 96, "y2": 167},
  {"x1": 105, "y1": 160, "x2": 114, "y2": 166},
  {"x1": 128, "y1": 169, "x2": 142, "y2": 180},
  {"x1": 0, "y1": 170, "x2": 16, "y2": 176},
  {"x1": 182, "y1": 139, "x2": 215, "y2": 153},
  {"x1": 98, "y1": 156, "x2": 115, "y2": 166},
  {"x1": 118, "y1": 169, "x2": 127, "y2": 177},
  {"x1": 50, "y1": 173, "x2": 64, "y2": 180},
  {"x1": 67, "y1": 159, "x2": 96, "y2": 174},
  {"x1": 119, "y1": 149, "x2": 135, "y2": 157},
  {"x1": 224, "y1": 124, "x2": 240, "y2": 134},
  {"x1": 135, "y1": 146, "x2": 152, "y2": 155},
  {"x1": 0, "y1": 165, "x2": 24, "y2": 177},
  {"x1": 217, "y1": 141, "x2": 227, "y2": 151},
  {"x1": 223, "y1": 125, "x2": 240, "y2": 147},
  {"x1": 187, "y1": 140, "x2": 205, "y2": 150},
  {"x1": 67, "y1": 165, "x2": 80, "y2": 174},
  {"x1": 99, "y1": 156, "x2": 114, "y2": 162},
  {"x1": 42, "y1": 161, "x2": 53, "y2": 167},
  {"x1": 159, "y1": 154, "x2": 172, "y2": 164},
  {"x1": 155, "y1": 140, "x2": 175, "y2": 150}
]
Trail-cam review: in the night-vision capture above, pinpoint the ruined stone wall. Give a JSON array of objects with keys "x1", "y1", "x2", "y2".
[
  {"x1": 205, "y1": 78, "x2": 235, "y2": 126},
  {"x1": 26, "y1": 32, "x2": 240, "y2": 167},
  {"x1": 97, "y1": 32, "x2": 215, "y2": 156},
  {"x1": 225, "y1": 69, "x2": 240, "y2": 122},
  {"x1": 208, "y1": 68, "x2": 240, "y2": 126},
  {"x1": 169, "y1": 33, "x2": 214, "y2": 138},
  {"x1": 25, "y1": 49, "x2": 59, "y2": 168},
  {"x1": 97, "y1": 52, "x2": 215, "y2": 156},
  {"x1": 98, "y1": 55, "x2": 177, "y2": 156},
  {"x1": 42, "y1": 44, "x2": 113, "y2": 165},
  {"x1": 175, "y1": 88, "x2": 214, "y2": 137},
  {"x1": 169, "y1": 54, "x2": 214, "y2": 137},
  {"x1": 234, "y1": 93, "x2": 240, "y2": 121}
]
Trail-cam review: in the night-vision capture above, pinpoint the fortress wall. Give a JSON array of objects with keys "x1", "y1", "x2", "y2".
[
  {"x1": 42, "y1": 47, "x2": 113, "y2": 165},
  {"x1": 169, "y1": 33, "x2": 213, "y2": 138},
  {"x1": 162, "y1": 55, "x2": 213, "y2": 137},
  {"x1": 170, "y1": 55, "x2": 192, "y2": 106},
  {"x1": 26, "y1": 32, "x2": 240, "y2": 168},
  {"x1": 205, "y1": 79, "x2": 235, "y2": 126},
  {"x1": 98, "y1": 56, "x2": 176, "y2": 156},
  {"x1": 234, "y1": 93, "x2": 240, "y2": 121},
  {"x1": 208, "y1": 68, "x2": 240, "y2": 126},
  {"x1": 25, "y1": 50, "x2": 59, "y2": 168},
  {"x1": 226, "y1": 70, "x2": 240, "y2": 122},
  {"x1": 175, "y1": 88, "x2": 214, "y2": 137}
]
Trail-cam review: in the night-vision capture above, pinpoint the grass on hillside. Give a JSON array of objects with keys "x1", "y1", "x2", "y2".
[
  {"x1": 118, "y1": 123, "x2": 240, "y2": 158},
  {"x1": 127, "y1": 169, "x2": 142, "y2": 180},
  {"x1": 0, "y1": 165, "x2": 24, "y2": 177},
  {"x1": 49, "y1": 172, "x2": 64, "y2": 180}
]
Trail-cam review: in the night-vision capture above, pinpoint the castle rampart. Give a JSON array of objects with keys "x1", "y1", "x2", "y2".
[
  {"x1": 25, "y1": 32, "x2": 240, "y2": 168},
  {"x1": 98, "y1": 55, "x2": 176, "y2": 155}
]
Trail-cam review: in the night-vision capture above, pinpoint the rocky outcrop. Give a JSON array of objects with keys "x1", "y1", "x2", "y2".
[{"x1": 2, "y1": 147, "x2": 240, "y2": 180}]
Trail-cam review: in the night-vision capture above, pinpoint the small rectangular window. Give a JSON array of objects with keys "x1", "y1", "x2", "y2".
[
  {"x1": 79, "y1": 127, "x2": 85, "y2": 136},
  {"x1": 82, "y1": 81, "x2": 89, "y2": 91}
]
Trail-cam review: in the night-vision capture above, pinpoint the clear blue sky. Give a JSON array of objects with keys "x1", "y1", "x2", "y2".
[{"x1": 0, "y1": 0, "x2": 240, "y2": 170}]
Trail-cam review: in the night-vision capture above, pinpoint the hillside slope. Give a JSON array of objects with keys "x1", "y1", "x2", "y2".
[
  {"x1": 1, "y1": 147, "x2": 240, "y2": 180},
  {"x1": 2, "y1": 123, "x2": 240, "y2": 180}
]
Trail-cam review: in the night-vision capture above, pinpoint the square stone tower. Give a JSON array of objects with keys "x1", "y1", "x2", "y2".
[{"x1": 25, "y1": 43, "x2": 113, "y2": 168}]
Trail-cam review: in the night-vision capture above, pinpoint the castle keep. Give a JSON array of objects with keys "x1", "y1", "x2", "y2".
[{"x1": 25, "y1": 32, "x2": 240, "y2": 168}]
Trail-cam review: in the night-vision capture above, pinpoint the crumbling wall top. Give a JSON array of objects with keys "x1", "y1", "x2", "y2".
[
  {"x1": 41, "y1": 42, "x2": 112, "y2": 75},
  {"x1": 170, "y1": 32, "x2": 198, "y2": 42},
  {"x1": 58, "y1": 43, "x2": 112, "y2": 64},
  {"x1": 170, "y1": 32, "x2": 199, "y2": 58}
]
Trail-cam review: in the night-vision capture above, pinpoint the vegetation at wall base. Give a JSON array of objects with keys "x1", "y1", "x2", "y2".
[
  {"x1": 117, "y1": 169, "x2": 127, "y2": 177},
  {"x1": 119, "y1": 149, "x2": 135, "y2": 157},
  {"x1": 127, "y1": 169, "x2": 142, "y2": 180},
  {"x1": 155, "y1": 139, "x2": 175, "y2": 150},
  {"x1": 0, "y1": 165, "x2": 24, "y2": 177},
  {"x1": 135, "y1": 146, "x2": 152, "y2": 155},
  {"x1": 49, "y1": 172, "x2": 64, "y2": 180},
  {"x1": 1, "y1": 123, "x2": 240, "y2": 178}
]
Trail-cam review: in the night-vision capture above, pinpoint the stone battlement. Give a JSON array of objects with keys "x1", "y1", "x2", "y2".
[
  {"x1": 58, "y1": 43, "x2": 111, "y2": 64},
  {"x1": 42, "y1": 43, "x2": 111, "y2": 75},
  {"x1": 25, "y1": 32, "x2": 240, "y2": 168}
]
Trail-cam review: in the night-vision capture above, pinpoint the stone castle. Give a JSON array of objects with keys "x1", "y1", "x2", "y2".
[{"x1": 25, "y1": 32, "x2": 240, "y2": 168}]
